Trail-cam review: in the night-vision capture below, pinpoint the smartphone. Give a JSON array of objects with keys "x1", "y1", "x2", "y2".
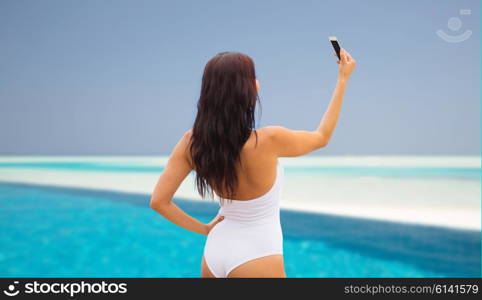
[{"x1": 329, "y1": 36, "x2": 341, "y2": 60}]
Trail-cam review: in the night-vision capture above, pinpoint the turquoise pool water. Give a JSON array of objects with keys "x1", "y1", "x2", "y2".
[{"x1": 0, "y1": 183, "x2": 479, "y2": 277}]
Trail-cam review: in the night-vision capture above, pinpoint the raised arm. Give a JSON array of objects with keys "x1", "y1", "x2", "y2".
[{"x1": 267, "y1": 48, "x2": 356, "y2": 157}]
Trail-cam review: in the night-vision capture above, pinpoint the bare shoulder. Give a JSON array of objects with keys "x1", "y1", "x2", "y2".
[
  {"x1": 254, "y1": 126, "x2": 286, "y2": 153},
  {"x1": 258, "y1": 125, "x2": 327, "y2": 158},
  {"x1": 259, "y1": 125, "x2": 291, "y2": 144},
  {"x1": 175, "y1": 129, "x2": 193, "y2": 149},
  {"x1": 178, "y1": 128, "x2": 194, "y2": 168},
  {"x1": 184, "y1": 128, "x2": 193, "y2": 139},
  {"x1": 260, "y1": 125, "x2": 287, "y2": 137},
  {"x1": 253, "y1": 126, "x2": 281, "y2": 144}
]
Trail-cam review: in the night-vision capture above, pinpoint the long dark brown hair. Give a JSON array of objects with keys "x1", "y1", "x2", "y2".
[{"x1": 188, "y1": 52, "x2": 261, "y2": 203}]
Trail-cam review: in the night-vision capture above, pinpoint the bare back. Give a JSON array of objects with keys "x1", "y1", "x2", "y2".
[{"x1": 209, "y1": 128, "x2": 278, "y2": 201}]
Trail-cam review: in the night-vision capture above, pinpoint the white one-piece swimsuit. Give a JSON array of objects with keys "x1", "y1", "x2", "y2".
[{"x1": 203, "y1": 161, "x2": 285, "y2": 278}]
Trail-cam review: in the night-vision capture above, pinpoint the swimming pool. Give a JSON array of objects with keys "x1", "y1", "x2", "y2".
[{"x1": 0, "y1": 182, "x2": 479, "y2": 277}]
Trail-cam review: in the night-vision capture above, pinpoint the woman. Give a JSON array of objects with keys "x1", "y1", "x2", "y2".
[{"x1": 150, "y1": 48, "x2": 356, "y2": 278}]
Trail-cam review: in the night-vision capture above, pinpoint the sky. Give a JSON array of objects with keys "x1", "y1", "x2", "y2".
[{"x1": 0, "y1": 0, "x2": 480, "y2": 155}]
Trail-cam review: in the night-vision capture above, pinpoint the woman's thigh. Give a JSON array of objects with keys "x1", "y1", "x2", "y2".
[
  {"x1": 201, "y1": 255, "x2": 216, "y2": 278},
  {"x1": 227, "y1": 254, "x2": 286, "y2": 278}
]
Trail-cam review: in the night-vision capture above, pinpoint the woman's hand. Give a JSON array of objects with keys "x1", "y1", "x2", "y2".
[
  {"x1": 336, "y1": 48, "x2": 356, "y2": 80},
  {"x1": 203, "y1": 215, "x2": 225, "y2": 236}
]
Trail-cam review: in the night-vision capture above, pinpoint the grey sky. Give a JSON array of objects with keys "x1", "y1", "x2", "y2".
[{"x1": 0, "y1": 0, "x2": 479, "y2": 155}]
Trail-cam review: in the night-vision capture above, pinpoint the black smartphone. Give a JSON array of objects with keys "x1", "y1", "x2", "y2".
[{"x1": 329, "y1": 36, "x2": 341, "y2": 60}]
